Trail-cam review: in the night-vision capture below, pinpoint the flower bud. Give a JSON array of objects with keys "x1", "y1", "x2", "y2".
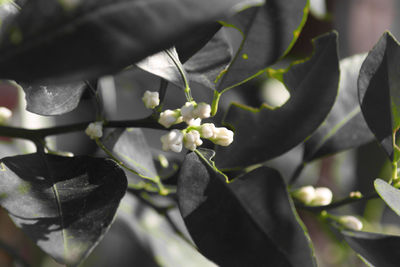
[
  {"x1": 200, "y1": 123, "x2": 217, "y2": 139},
  {"x1": 292, "y1": 186, "x2": 316, "y2": 205},
  {"x1": 184, "y1": 130, "x2": 203, "y2": 151},
  {"x1": 193, "y1": 102, "x2": 211, "y2": 119},
  {"x1": 339, "y1": 216, "x2": 363, "y2": 231},
  {"x1": 161, "y1": 129, "x2": 183, "y2": 153},
  {"x1": 187, "y1": 118, "x2": 202, "y2": 127},
  {"x1": 180, "y1": 102, "x2": 195, "y2": 123},
  {"x1": 310, "y1": 187, "x2": 333, "y2": 206},
  {"x1": 158, "y1": 109, "x2": 182, "y2": 128},
  {"x1": 212, "y1": 127, "x2": 234, "y2": 146},
  {"x1": 142, "y1": 90, "x2": 160, "y2": 109},
  {"x1": 0, "y1": 107, "x2": 12, "y2": 125},
  {"x1": 85, "y1": 121, "x2": 103, "y2": 139}
]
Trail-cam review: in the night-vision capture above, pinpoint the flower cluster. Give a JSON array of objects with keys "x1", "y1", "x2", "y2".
[
  {"x1": 141, "y1": 91, "x2": 234, "y2": 153},
  {"x1": 0, "y1": 107, "x2": 12, "y2": 125},
  {"x1": 85, "y1": 121, "x2": 103, "y2": 139},
  {"x1": 292, "y1": 186, "x2": 333, "y2": 206}
]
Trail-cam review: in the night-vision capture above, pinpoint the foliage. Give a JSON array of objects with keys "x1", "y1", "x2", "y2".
[{"x1": 0, "y1": 0, "x2": 399, "y2": 266}]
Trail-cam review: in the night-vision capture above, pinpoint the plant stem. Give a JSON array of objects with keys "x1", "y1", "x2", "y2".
[
  {"x1": 297, "y1": 192, "x2": 379, "y2": 212},
  {"x1": 0, "y1": 117, "x2": 181, "y2": 141},
  {"x1": 289, "y1": 162, "x2": 306, "y2": 185}
]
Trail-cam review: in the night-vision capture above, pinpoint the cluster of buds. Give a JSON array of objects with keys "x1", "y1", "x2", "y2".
[
  {"x1": 85, "y1": 121, "x2": 103, "y2": 140},
  {"x1": 141, "y1": 91, "x2": 234, "y2": 153},
  {"x1": 0, "y1": 107, "x2": 12, "y2": 125},
  {"x1": 292, "y1": 185, "x2": 333, "y2": 206}
]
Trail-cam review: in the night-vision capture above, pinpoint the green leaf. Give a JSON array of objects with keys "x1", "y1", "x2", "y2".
[
  {"x1": 341, "y1": 230, "x2": 400, "y2": 267},
  {"x1": 105, "y1": 128, "x2": 159, "y2": 185},
  {"x1": 136, "y1": 47, "x2": 186, "y2": 90},
  {"x1": 217, "y1": 0, "x2": 308, "y2": 92},
  {"x1": 0, "y1": 0, "x2": 264, "y2": 83},
  {"x1": 22, "y1": 81, "x2": 87, "y2": 116},
  {"x1": 177, "y1": 150, "x2": 316, "y2": 266},
  {"x1": 216, "y1": 32, "x2": 339, "y2": 169},
  {"x1": 0, "y1": 153, "x2": 127, "y2": 266},
  {"x1": 303, "y1": 54, "x2": 374, "y2": 162},
  {"x1": 358, "y1": 32, "x2": 400, "y2": 161},
  {"x1": 374, "y1": 178, "x2": 400, "y2": 216},
  {"x1": 184, "y1": 29, "x2": 233, "y2": 90}
]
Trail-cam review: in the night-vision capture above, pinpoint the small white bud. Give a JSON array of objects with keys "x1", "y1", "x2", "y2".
[
  {"x1": 292, "y1": 186, "x2": 316, "y2": 205},
  {"x1": 158, "y1": 109, "x2": 182, "y2": 128},
  {"x1": 200, "y1": 123, "x2": 217, "y2": 139},
  {"x1": 180, "y1": 102, "x2": 195, "y2": 123},
  {"x1": 339, "y1": 216, "x2": 363, "y2": 231},
  {"x1": 0, "y1": 107, "x2": 12, "y2": 125},
  {"x1": 160, "y1": 129, "x2": 183, "y2": 153},
  {"x1": 310, "y1": 187, "x2": 333, "y2": 206},
  {"x1": 193, "y1": 102, "x2": 211, "y2": 119},
  {"x1": 85, "y1": 121, "x2": 103, "y2": 139},
  {"x1": 142, "y1": 90, "x2": 160, "y2": 109},
  {"x1": 184, "y1": 130, "x2": 203, "y2": 151},
  {"x1": 212, "y1": 127, "x2": 234, "y2": 146},
  {"x1": 187, "y1": 118, "x2": 202, "y2": 127}
]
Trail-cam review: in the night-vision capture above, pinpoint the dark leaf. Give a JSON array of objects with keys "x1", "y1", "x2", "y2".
[
  {"x1": 22, "y1": 81, "x2": 87, "y2": 116},
  {"x1": 216, "y1": 32, "x2": 339, "y2": 169},
  {"x1": 0, "y1": 153, "x2": 127, "y2": 266},
  {"x1": 0, "y1": 0, "x2": 264, "y2": 83},
  {"x1": 358, "y1": 32, "x2": 400, "y2": 161},
  {"x1": 303, "y1": 54, "x2": 374, "y2": 162},
  {"x1": 374, "y1": 178, "x2": 400, "y2": 216},
  {"x1": 217, "y1": 0, "x2": 308, "y2": 91},
  {"x1": 184, "y1": 28, "x2": 233, "y2": 90},
  {"x1": 136, "y1": 47, "x2": 186, "y2": 90},
  {"x1": 342, "y1": 230, "x2": 400, "y2": 267},
  {"x1": 177, "y1": 149, "x2": 316, "y2": 266},
  {"x1": 104, "y1": 128, "x2": 158, "y2": 186},
  {"x1": 175, "y1": 22, "x2": 222, "y2": 63}
]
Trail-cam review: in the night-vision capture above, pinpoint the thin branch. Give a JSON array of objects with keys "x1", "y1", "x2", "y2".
[{"x1": 297, "y1": 192, "x2": 379, "y2": 212}]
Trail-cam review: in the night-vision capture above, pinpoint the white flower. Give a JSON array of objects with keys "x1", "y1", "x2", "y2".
[
  {"x1": 180, "y1": 102, "x2": 195, "y2": 123},
  {"x1": 339, "y1": 216, "x2": 363, "y2": 231},
  {"x1": 187, "y1": 118, "x2": 202, "y2": 127},
  {"x1": 212, "y1": 127, "x2": 234, "y2": 146},
  {"x1": 184, "y1": 130, "x2": 203, "y2": 151},
  {"x1": 142, "y1": 90, "x2": 160, "y2": 109},
  {"x1": 161, "y1": 130, "x2": 184, "y2": 153},
  {"x1": 200, "y1": 123, "x2": 217, "y2": 139},
  {"x1": 193, "y1": 102, "x2": 211, "y2": 119},
  {"x1": 310, "y1": 187, "x2": 333, "y2": 206},
  {"x1": 292, "y1": 186, "x2": 316, "y2": 205},
  {"x1": 85, "y1": 121, "x2": 103, "y2": 139},
  {"x1": 158, "y1": 109, "x2": 182, "y2": 128},
  {"x1": 0, "y1": 107, "x2": 12, "y2": 125}
]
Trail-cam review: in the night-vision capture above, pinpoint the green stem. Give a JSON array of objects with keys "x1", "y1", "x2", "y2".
[
  {"x1": 211, "y1": 90, "x2": 221, "y2": 116},
  {"x1": 164, "y1": 49, "x2": 193, "y2": 102}
]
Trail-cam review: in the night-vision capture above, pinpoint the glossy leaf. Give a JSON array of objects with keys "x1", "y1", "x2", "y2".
[
  {"x1": 216, "y1": 32, "x2": 339, "y2": 169},
  {"x1": 303, "y1": 54, "x2": 374, "y2": 162},
  {"x1": 136, "y1": 47, "x2": 186, "y2": 90},
  {"x1": 175, "y1": 22, "x2": 222, "y2": 63},
  {"x1": 177, "y1": 150, "x2": 316, "y2": 266},
  {"x1": 0, "y1": 0, "x2": 264, "y2": 83},
  {"x1": 374, "y1": 178, "x2": 400, "y2": 216},
  {"x1": 184, "y1": 29, "x2": 233, "y2": 90},
  {"x1": 358, "y1": 32, "x2": 400, "y2": 161},
  {"x1": 342, "y1": 230, "x2": 400, "y2": 267},
  {"x1": 105, "y1": 128, "x2": 158, "y2": 186},
  {"x1": 217, "y1": 0, "x2": 308, "y2": 91},
  {"x1": 0, "y1": 153, "x2": 127, "y2": 266},
  {"x1": 22, "y1": 82, "x2": 87, "y2": 116}
]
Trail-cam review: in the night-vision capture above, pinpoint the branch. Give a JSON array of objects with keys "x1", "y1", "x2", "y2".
[
  {"x1": 297, "y1": 192, "x2": 379, "y2": 212},
  {"x1": 0, "y1": 117, "x2": 185, "y2": 141}
]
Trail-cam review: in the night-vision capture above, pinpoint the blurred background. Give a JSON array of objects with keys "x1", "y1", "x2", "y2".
[{"x1": 1, "y1": 0, "x2": 400, "y2": 266}]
